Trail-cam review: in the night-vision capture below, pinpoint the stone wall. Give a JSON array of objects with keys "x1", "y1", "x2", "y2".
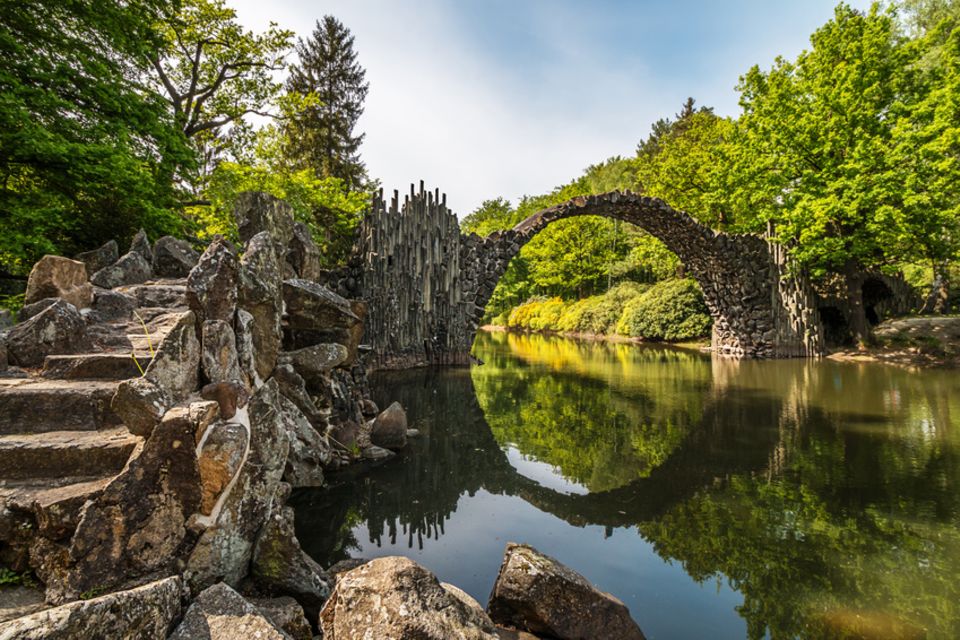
[{"x1": 354, "y1": 186, "x2": 827, "y2": 366}]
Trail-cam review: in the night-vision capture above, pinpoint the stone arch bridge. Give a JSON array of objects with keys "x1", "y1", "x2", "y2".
[{"x1": 339, "y1": 183, "x2": 825, "y2": 368}]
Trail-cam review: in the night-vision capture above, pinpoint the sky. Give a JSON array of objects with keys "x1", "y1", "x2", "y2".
[{"x1": 230, "y1": 0, "x2": 872, "y2": 217}]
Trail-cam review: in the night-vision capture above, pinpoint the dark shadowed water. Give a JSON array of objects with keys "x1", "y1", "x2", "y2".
[{"x1": 292, "y1": 330, "x2": 960, "y2": 639}]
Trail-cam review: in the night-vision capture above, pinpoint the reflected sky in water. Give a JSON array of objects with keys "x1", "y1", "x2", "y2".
[{"x1": 293, "y1": 331, "x2": 960, "y2": 639}]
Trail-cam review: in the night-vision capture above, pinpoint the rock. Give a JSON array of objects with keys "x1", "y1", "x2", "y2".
[
  {"x1": 235, "y1": 191, "x2": 295, "y2": 250},
  {"x1": 281, "y1": 343, "x2": 348, "y2": 378},
  {"x1": 360, "y1": 398, "x2": 378, "y2": 417},
  {"x1": 90, "y1": 251, "x2": 152, "y2": 289},
  {"x1": 327, "y1": 558, "x2": 368, "y2": 585},
  {"x1": 319, "y1": 556, "x2": 499, "y2": 640},
  {"x1": 235, "y1": 309, "x2": 259, "y2": 387},
  {"x1": 201, "y1": 380, "x2": 250, "y2": 421},
  {"x1": 190, "y1": 399, "x2": 222, "y2": 444},
  {"x1": 197, "y1": 420, "x2": 248, "y2": 515},
  {"x1": 0, "y1": 576, "x2": 182, "y2": 640},
  {"x1": 89, "y1": 288, "x2": 135, "y2": 321},
  {"x1": 17, "y1": 297, "x2": 58, "y2": 322},
  {"x1": 361, "y1": 445, "x2": 395, "y2": 461},
  {"x1": 406, "y1": 428, "x2": 421, "y2": 438},
  {"x1": 24, "y1": 255, "x2": 93, "y2": 310},
  {"x1": 282, "y1": 279, "x2": 358, "y2": 332},
  {"x1": 201, "y1": 319, "x2": 241, "y2": 383},
  {"x1": 251, "y1": 493, "x2": 331, "y2": 623},
  {"x1": 169, "y1": 582, "x2": 291, "y2": 640},
  {"x1": 75, "y1": 240, "x2": 118, "y2": 276},
  {"x1": 0, "y1": 339, "x2": 7, "y2": 372},
  {"x1": 251, "y1": 596, "x2": 312, "y2": 640},
  {"x1": 278, "y1": 395, "x2": 330, "y2": 487},
  {"x1": 329, "y1": 419, "x2": 360, "y2": 451},
  {"x1": 487, "y1": 543, "x2": 646, "y2": 640},
  {"x1": 187, "y1": 236, "x2": 239, "y2": 324},
  {"x1": 152, "y1": 235, "x2": 200, "y2": 278},
  {"x1": 129, "y1": 228, "x2": 152, "y2": 263},
  {"x1": 41, "y1": 410, "x2": 202, "y2": 602},
  {"x1": 143, "y1": 310, "x2": 200, "y2": 401},
  {"x1": 495, "y1": 628, "x2": 541, "y2": 640},
  {"x1": 371, "y1": 401, "x2": 408, "y2": 450},
  {"x1": 5, "y1": 300, "x2": 87, "y2": 367},
  {"x1": 272, "y1": 364, "x2": 327, "y2": 428},
  {"x1": 111, "y1": 377, "x2": 170, "y2": 437},
  {"x1": 186, "y1": 379, "x2": 290, "y2": 590},
  {"x1": 287, "y1": 222, "x2": 321, "y2": 281},
  {"x1": 239, "y1": 232, "x2": 284, "y2": 380},
  {"x1": 0, "y1": 309, "x2": 12, "y2": 330}
]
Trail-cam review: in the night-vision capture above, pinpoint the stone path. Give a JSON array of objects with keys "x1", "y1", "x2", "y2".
[{"x1": 0, "y1": 279, "x2": 192, "y2": 591}]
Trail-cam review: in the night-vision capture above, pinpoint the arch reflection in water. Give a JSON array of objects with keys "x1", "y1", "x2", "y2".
[{"x1": 292, "y1": 331, "x2": 960, "y2": 640}]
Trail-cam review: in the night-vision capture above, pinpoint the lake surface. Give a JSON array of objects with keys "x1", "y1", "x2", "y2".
[{"x1": 292, "y1": 330, "x2": 960, "y2": 639}]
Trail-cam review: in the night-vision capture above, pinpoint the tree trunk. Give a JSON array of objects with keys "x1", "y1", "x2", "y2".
[
  {"x1": 921, "y1": 261, "x2": 951, "y2": 315},
  {"x1": 842, "y1": 261, "x2": 869, "y2": 348}
]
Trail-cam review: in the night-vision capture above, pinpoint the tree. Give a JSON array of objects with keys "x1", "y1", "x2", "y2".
[
  {"x1": 285, "y1": 16, "x2": 369, "y2": 189},
  {"x1": 460, "y1": 198, "x2": 522, "y2": 236},
  {"x1": 732, "y1": 4, "x2": 910, "y2": 344},
  {"x1": 148, "y1": 0, "x2": 292, "y2": 190},
  {"x1": 0, "y1": 0, "x2": 191, "y2": 282},
  {"x1": 193, "y1": 95, "x2": 366, "y2": 265}
]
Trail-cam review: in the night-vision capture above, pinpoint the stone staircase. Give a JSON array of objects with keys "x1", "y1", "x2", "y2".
[{"x1": 0, "y1": 279, "x2": 191, "y2": 570}]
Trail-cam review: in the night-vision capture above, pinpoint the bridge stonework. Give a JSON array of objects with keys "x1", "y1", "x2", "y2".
[{"x1": 347, "y1": 185, "x2": 824, "y2": 368}]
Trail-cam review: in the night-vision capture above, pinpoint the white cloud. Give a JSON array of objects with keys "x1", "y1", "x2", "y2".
[{"x1": 229, "y1": 0, "x2": 871, "y2": 217}]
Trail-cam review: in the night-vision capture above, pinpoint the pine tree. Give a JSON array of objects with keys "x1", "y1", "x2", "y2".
[{"x1": 285, "y1": 16, "x2": 369, "y2": 189}]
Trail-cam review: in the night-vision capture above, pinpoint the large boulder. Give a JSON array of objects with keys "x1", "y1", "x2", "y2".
[
  {"x1": 89, "y1": 288, "x2": 136, "y2": 321},
  {"x1": 251, "y1": 487, "x2": 331, "y2": 623},
  {"x1": 24, "y1": 255, "x2": 93, "y2": 310},
  {"x1": 186, "y1": 379, "x2": 290, "y2": 590},
  {"x1": 239, "y1": 232, "x2": 284, "y2": 381},
  {"x1": 111, "y1": 377, "x2": 170, "y2": 437},
  {"x1": 235, "y1": 191, "x2": 295, "y2": 250},
  {"x1": 197, "y1": 420, "x2": 248, "y2": 515},
  {"x1": 143, "y1": 310, "x2": 200, "y2": 401},
  {"x1": 153, "y1": 235, "x2": 200, "y2": 278},
  {"x1": 287, "y1": 222, "x2": 321, "y2": 281},
  {"x1": 17, "y1": 297, "x2": 58, "y2": 322},
  {"x1": 187, "y1": 236, "x2": 239, "y2": 324},
  {"x1": 5, "y1": 299, "x2": 87, "y2": 367},
  {"x1": 319, "y1": 556, "x2": 499, "y2": 640},
  {"x1": 272, "y1": 364, "x2": 327, "y2": 428},
  {"x1": 90, "y1": 251, "x2": 152, "y2": 289},
  {"x1": 278, "y1": 395, "x2": 330, "y2": 487},
  {"x1": 250, "y1": 597, "x2": 312, "y2": 640},
  {"x1": 201, "y1": 319, "x2": 241, "y2": 384},
  {"x1": 40, "y1": 410, "x2": 202, "y2": 602},
  {"x1": 370, "y1": 401, "x2": 408, "y2": 450},
  {"x1": 487, "y1": 543, "x2": 646, "y2": 640},
  {"x1": 169, "y1": 582, "x2": 290, "y2": 640},
  {"x1": 0, "y1": 576, "x2": 182, "y2": 640},
  {"x1": 129, "y1": 229, "x2": 152, "y2": 263},
  {"x1": 282, "y1": 279, "x2": 358, "y2": 331},
  {"x1": 75, "y1": 240, "x2": 118, "y2": 276},
  {"x1": 280, "y1": 343, "x2": 348, "y2": 379}
]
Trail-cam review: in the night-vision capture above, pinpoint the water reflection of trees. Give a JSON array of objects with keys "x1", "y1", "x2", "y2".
[{"x1": 292, "y1": 333, "x2": 960, "y2": 639}]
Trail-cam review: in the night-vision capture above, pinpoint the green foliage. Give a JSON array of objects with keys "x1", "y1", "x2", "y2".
[
  {"x1": 0, "y1": 0, "x2": 190, "y2": 276},
  {"x1": 285, "y1": 16, "x2": 369, "y2": 189},
  {"x1": 616, "y1": 279, "x2": 712, "y2": 341},
  {"x1": 0, "y1": 567, "x2": 36, "y2": 588},
  {"x1": 460, "y1": 198, "x2": 523, "y2": 236}
]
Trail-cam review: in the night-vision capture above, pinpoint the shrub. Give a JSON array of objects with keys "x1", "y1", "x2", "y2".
[
  {"x1": 557, "y1": 296, "x2": 601, "y2": 332},
  {"x1": 616, "y1": 278, "x2": 712, "y2": 341},
  {"x1": 528, "y1": 298, "x2": 566, "y2": 330}
]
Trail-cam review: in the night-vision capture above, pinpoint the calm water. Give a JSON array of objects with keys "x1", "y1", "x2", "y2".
[{"x1": 292, "y1": 331, "x2": 960, "y2": 639}]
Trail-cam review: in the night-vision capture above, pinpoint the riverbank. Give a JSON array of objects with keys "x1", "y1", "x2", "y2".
[{"x1": 827, "y1": 316, "x2": 960, "y2": 368}]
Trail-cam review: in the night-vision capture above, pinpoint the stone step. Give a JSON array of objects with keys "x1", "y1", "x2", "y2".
[
  {"x1": 0, "y1": 379, "x2": 122, "y2": 435},
  {"x1": 42, "y1": 354, "x2": 152, "y2": 380},
  {"x1": 0, "y1": 475, "x2": 115, "y2": 540},
  {"x1": 0, "y1": 428, "x2": 139, "y2": 480},
  {"x1": 87, "y1": 310, "x2": 188, "y2": 354},
  {"x1": 116, "y1": 281, "x2": 189, "y2": 309}
]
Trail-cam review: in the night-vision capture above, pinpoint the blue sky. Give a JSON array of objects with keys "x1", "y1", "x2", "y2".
[{"x1": 231, "y1": 0, "x2": 872, "y2": 216}]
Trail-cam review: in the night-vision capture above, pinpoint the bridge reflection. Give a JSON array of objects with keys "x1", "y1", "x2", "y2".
[{"x1": 292, "y1": 333, "x2": 960, "y2": 639}]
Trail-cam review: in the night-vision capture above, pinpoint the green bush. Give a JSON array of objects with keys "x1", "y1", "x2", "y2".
[
  {"x1": 556, "y1": 296, "x2": 601, "y2": 332},
  {"x1": 616, "y1": 278, "x2": 712, "y2": 341}
]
